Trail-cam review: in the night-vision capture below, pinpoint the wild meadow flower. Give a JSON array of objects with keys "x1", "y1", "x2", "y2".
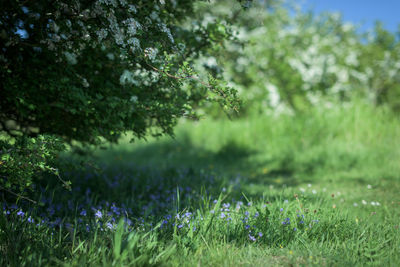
[
  {"x1": 17, "y1": 210, "x2": 25, "y2": 217},
  {"x1": 80, "y1": 209, "x2": 87, "y2": 216},
  {"x1": 111, "y1": 205, "x2": 120, "y2": 215},
  {"x1": 106, "y1": 222, "x2": 115, "y2": 230},
  {"x1": 280, "y1": 208, "x2": 284, "y2": 212},
  {"x1": 27, "y1": 217, "x2": 34, "y2": 223},
  {"x1": 282, "y1": 218, "x2": 291, "y2": 225},
  {"x1": 258, "y1": 232, "x2": 263, "y2": 237},
  {"x1": 95, "y1": 210, "x2": 102, "y2": 219},
  {"x1": 248, "y1": 234, "x2": 256, "y2": 242}
]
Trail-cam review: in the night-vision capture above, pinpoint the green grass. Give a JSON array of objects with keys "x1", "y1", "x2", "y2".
[{"x1": 1, "y1": 102, "x2": 400, "y2": 266}]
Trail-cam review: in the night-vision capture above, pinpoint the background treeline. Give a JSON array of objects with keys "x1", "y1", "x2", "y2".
[{"x1": 195, "y1": 0, "x2": 400, "y2": 116}]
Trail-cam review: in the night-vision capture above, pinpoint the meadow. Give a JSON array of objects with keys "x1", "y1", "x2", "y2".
[{"x1": 2, "y1": 102, "x2": 400, "y2": 266}]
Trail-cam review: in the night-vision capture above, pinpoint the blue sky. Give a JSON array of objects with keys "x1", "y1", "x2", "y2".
[{"x1": 302, "y1": 0, "x2": 400, "y2": 33}]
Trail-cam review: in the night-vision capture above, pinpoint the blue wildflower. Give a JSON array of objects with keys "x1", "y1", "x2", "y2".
[
  {"x1": 80, "y1": 209, "x2": 87, "y2": 216},
  {"x1": 106, "y1": 222, "x2": 115, "y2": 230},
  {"x1": 111, "y1": 205, "x2": 120, "y2": 215},
  {"x1": 17, "y1": 210, "x2": 25, "y2": 217},
  {"x1": 95, "y1": 210, "x2": 102, "y2": 219},
  {"x1": 223, "y1": 203, "x2": 230, "y2": 209},
  {"x1": 249, "y1": 234, "x2": 256, "y2": 242}
]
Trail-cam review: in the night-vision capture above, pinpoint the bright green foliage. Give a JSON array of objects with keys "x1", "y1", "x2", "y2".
[
  {"x1": 0, "y1": 135, "x2": 67, "y2": 194},
  {"x1": 197, "y1": 1, "x2": 400, "y2": 114},
  {"x1": 360, "y1": 22, "x2": 400, "y2": 111},
  {"x1": 0, "y1": 0, "x2": 244, "y2": 191}
]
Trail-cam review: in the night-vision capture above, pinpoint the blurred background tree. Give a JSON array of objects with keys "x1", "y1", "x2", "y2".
[{"x1": 194, "y1": 0, "x2": 400, "y2": 116}]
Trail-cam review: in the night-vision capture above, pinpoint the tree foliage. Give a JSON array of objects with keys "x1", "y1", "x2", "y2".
[{"x1": 0, "y1": 0, "x2": 245, "y2": 193}]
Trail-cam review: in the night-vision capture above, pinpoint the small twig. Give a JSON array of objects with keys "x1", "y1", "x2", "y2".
[
  {"x1": 48, "y1": 167, "x2": 71, "y2": 190},
  {"x1": 0, "y1": 185, "x2": 37, "y2": 204},
  {"x1": 145, "y1": 62, "x2": 207, "y2": 86},
  {"x1": 144, "y1": 61, "x2": 239, "y2": 113}
]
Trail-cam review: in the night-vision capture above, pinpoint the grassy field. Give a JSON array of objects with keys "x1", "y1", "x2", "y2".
[{"x1": 1, "y1": 102, "x2": 400, "y2": 266}]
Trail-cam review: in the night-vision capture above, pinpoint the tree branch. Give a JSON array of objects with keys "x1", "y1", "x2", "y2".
[{"x1": 0, "y1": 185, "x2": 37, "y2": 204}]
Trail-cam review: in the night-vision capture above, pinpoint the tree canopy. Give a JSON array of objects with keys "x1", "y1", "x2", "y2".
[
  {"x1": 1, "y1": 0, "x2": 242, "y2": 143},
  {"x1": 0, "y1": 0, "x2": 245, "y2": 192}
]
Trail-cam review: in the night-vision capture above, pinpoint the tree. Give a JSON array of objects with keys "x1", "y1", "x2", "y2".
[{"x1": 0, "y1": 0, "x2": 245, "y2": 194}]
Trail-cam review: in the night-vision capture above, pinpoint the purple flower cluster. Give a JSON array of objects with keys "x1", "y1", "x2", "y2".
[{"x1": 1, "y1": 166, "x2": 319, "y2": 246}]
